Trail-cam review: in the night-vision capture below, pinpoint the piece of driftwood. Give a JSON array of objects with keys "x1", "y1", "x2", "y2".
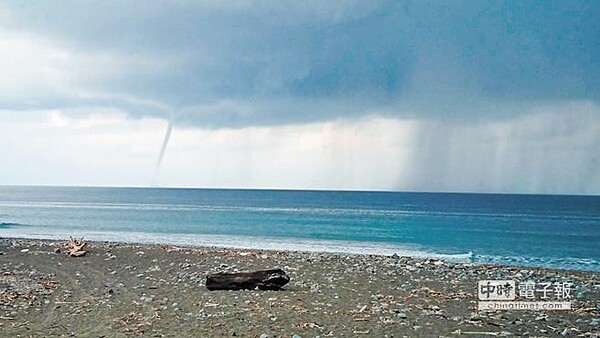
[
  {"x1": 65, "y1": 237, "x2": 87, "y2": 257},
  {"x1": 206, "y1": 268, "x2": 290, "y2": 291}
]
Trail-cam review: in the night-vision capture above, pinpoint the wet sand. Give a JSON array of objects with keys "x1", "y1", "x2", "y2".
[{"x1": 0, "y1": 238, "x2": 598, "y2": 337}]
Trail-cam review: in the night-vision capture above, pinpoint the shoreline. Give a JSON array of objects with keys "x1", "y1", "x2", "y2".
[
  {"x1": 2, "y1": 231, "x2": 598, "y2": 273},
  {"x1": 1, "y1": 238, "x2": 598, "y2": 337},
  {"x1": 0, "y1": 232, "x2": 474, "y2": 262}
]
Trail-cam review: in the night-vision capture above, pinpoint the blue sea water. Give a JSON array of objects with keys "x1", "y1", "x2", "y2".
[{"x1": 0, "y1": 186, "x2": 599, "y2": 272}]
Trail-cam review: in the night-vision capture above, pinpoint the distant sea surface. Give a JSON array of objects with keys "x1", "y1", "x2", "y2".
[{"x1": 0, "y1": 186, "x2": 598, "y2": 272}]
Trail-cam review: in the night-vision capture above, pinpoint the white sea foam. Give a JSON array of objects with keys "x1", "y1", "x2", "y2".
[
  {"x1": 473, "y1": 254, "x2": 600, "y2": 272},
  {"x1": 0, "y1": 228, "x2": 473, "y2": 263},
  {"x1": 6, "y1": 226, "x2": 597, "y2": 271}
]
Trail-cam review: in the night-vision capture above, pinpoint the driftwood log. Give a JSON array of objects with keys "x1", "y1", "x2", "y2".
[
  {"x1": 206, "y1": 269, "x2": 290, "y2": 291},
  {"x1": 65, "y1": 237, "x2": 87, "y2": 257}
]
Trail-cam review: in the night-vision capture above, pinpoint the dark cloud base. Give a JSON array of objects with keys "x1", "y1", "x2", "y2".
[{"x1": 2, "y1": 0, "x2": 598, "y2": 128}]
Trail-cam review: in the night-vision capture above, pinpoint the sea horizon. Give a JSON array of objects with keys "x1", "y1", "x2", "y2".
[{"x1": 1, "y1": 183, "x2": 598, "y2": 198}]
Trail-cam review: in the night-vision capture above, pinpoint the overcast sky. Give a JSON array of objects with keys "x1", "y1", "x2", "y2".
[{"x1": 0, "y1": 0, "x2": 598, "y2": 194}]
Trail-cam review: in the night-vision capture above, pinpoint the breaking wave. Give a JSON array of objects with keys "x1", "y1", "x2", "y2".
[
  {"x1": 0, "y1": 228, "x2": 474, "y2": 263},
  {"x1": 473, "y1": 254, "x2": 600, "y2": 272}
]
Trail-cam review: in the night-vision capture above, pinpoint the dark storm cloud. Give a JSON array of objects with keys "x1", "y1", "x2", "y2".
[{"x1": 2, "y1": 0, "x2": 599, "y2": 127}]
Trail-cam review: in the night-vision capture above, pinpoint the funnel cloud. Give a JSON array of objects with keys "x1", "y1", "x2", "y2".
[{"x1": 152, "y1": 120, "x2": 173, "y2": 184}]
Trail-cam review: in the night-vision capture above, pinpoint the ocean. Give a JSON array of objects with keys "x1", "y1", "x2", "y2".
[{"x1": 0, "y1": 186, "x2": 598, "y2": 272}]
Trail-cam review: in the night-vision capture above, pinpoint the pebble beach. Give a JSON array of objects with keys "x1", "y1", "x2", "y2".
[{"x1": 1, "y1": 238, "x2": 598, "y2": 337}]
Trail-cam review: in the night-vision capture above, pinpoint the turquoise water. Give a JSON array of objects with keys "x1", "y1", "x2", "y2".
[{"x1": 0, "y1": 186, "x2": 598, "y2": 271}]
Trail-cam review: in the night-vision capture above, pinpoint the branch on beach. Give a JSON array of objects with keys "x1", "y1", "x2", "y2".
[
  {"x1": 206, "y1": 269, "x2": 290, "y2": 291},
  {"x1": 65, "y1": 237, "x2": 87, "y2": 257},
  {"x1": 114, "y1": 311, "x2": 159, "y2": 334}
]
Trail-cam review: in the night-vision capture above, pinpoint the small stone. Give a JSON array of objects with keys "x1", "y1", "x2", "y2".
[
  {"x1": 396, "y1": 312, "x2": 408, "y2": 319},
  {"x1": 20, "y1": 249, "x2": 29, "y2": 253},
  {"x1": 470, "y1": 314, "x2": 482, "y2": 321},
  {"x1": 54, "y1": 248, "x2": 61, "y2": 254},
  {"x1": 590, "y1": 318, "x2": 600, "y2": 326},
  {"x1": 561, "y1": 328, "x2": 570, "y2": 336},
  {"x1": 259, "y1": 334, "x2": 269, "y2": 338},
  {"x1": 292, "y1": 335, "x2": 302, "y2": 338}
]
